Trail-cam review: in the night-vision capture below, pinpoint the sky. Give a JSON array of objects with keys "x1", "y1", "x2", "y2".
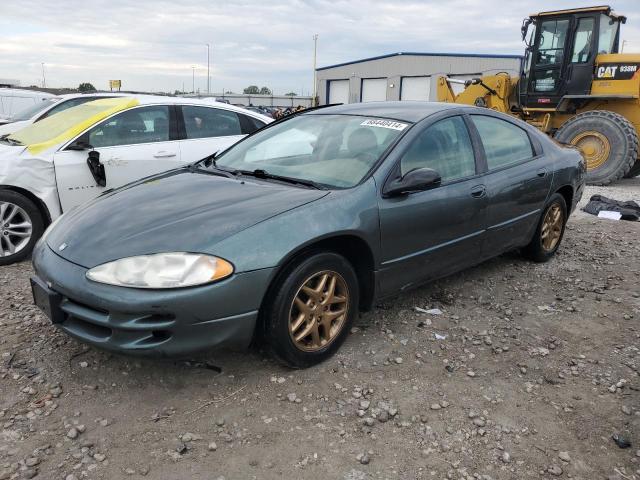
[{"x1": 2, "y1": 0, "x2": 640, "y2": 95}]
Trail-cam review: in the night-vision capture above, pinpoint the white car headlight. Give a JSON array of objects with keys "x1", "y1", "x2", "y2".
[{"x1": 86, "y1": 253, "x2": 234, "y2": 289}]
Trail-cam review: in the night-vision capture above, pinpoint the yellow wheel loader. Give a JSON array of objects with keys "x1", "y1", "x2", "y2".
[{"x1": 437, "y1": 5, "x2": 640, "y2": 185}]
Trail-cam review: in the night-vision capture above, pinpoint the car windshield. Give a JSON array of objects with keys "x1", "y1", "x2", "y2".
[
  {"x1": 7, "y1": 97, "x2": 138, "y2": 149},
  {"x1": 10, "y1": 98, "x2": 58, "y2": 121},
  {"x1": 211, "y1": 114, "x2": 409, "y2": 188}
]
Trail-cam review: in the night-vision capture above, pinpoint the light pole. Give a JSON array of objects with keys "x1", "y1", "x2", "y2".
[
  {"x1": 41, "y1": 63, "x2": 46, "y2": 88},
  {"x1": 312, "y1": 34, "x2": 318, "y2": 106},
  {"x1": 206, "y1": 43, "x2": 210, "y2": 94},
  {"x1": 191, "y1": 66, "x2": 196, "y2": 94}
]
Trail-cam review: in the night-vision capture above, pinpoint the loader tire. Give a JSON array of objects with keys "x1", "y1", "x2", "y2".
[
  {"x1": 625, "y1": 159, "x2": 640, "y2": 178},
  {"x1": 554, "y1": 110, "x2": 638, "y2": 186}
]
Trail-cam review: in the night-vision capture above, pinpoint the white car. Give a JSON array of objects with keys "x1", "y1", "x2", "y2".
[
  {"x1": 0, "y1": 92, "x2": 133, "y2": 135},
  {"x1": 0, "y1": 96, "x2": 272, "y2": 264},
  {"x1": 0, "y1": 89, "x2": 55, "y2": 125}
]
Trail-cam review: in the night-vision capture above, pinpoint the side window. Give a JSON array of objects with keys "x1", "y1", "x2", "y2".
[
  {"x1": 471, "y1": 116, "x2": 534, "y2": 169},
  {"x1": 238, "y1": 113, "x2": 266, "y2": 134},
  {"x1": 88, "y1": 106, "x2": 170, "y2": 148},
  {"x1": 400, "y1": 116, "x2": 476, "y2": 182},
  {"x1": 183, "y1": 106, "x2": 242, "y2": 139},
  {"x1": 571, "y1": 18, "x2": 595, "y2": 63},
  {"x1": 598, "y1": 14, "x2": 618, "y2": 54},
  {"x1": 536, "y1": 19, "x2": 569, "y2": 66}
]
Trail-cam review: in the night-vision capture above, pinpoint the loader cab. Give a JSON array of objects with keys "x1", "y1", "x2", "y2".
[{"x1": 519, "y1": 6, "x2": 625, "y2": 110}]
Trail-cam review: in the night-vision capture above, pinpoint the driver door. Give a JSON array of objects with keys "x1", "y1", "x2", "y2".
[
  {"x1": 377, "y1": 115, "x2": 488, "y2": 296},
  {"x1": 54, "y1": 105, "x2": 181, "y2": 212}
]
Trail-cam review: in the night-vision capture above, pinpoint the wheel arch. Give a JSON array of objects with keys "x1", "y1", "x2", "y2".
[
  {"x1": 257, "y1": 233, "x2": 377, "y2": 337},
  {"x1": 555, "y1": 184, "x2": 574, "y2": 212},
  {"x1": 0, "y1": 185, "x2": 52, "y2": 226}
]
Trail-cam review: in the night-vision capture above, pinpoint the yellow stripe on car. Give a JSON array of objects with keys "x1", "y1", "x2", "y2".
[{"x1": 9, "y1": 98, "x2": 140, "y2": 155}]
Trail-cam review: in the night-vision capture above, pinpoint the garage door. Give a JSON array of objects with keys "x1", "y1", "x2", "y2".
[
  {"x1": 361, "y1": 78, "x2": 387, "y2": 102},
  {"x1": 400, "y1": 76, "x2": 431, "y2": 101},
  {"x1": 328, "y1": 80, "x2": 350, "y2": 104}
]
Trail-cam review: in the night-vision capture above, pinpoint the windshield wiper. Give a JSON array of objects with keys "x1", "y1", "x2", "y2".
[
  {"x1": 0, "y1": 135, "x2": 24, "y2": 146},
  {"x1": 234, "y1": 169, "x2": 325, "y2": 190},
  {"x1": 191, "y1": 151, "x2": 235, "y2": 178}
]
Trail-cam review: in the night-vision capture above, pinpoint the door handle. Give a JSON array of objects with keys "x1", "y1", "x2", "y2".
[
  {"x1": 470, "y1": 185, "x2": 486, "y2": 198},
  {"x1": 537, "y1": 168, "x2": 547, "y2": 177},
  {"x1": 153, "y1": 151, "x2": 177, "y2": 158}
]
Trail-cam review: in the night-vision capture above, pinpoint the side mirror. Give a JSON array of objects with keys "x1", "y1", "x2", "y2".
[
  {"x1": 384, "y1": 167, "x2": 441, "y2": 197},
  {"x1": 87, "y1": 150, "x2": 106, "y2": 187}
]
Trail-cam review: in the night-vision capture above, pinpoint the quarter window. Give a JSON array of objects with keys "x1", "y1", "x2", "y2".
[
  {"x1": 88, "y1": 106, "x2": 170, "y2": 148},
  {"x1": 183, "y1": 106, "x2": 242, "y2": 139},
  {"x1": 238, "y1": 113, "x2": 266, "y2": 134},
  {"x1": 471, "y1": 116, "x2": 533, "y2": 169},
  {"x1": 400, "y1": 116, "x2": 476, "y2": 182}
]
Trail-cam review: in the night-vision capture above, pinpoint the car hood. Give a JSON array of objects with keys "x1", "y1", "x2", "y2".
[{"x1": 46, "y1": 169, "x2": 329, "y2": 268}]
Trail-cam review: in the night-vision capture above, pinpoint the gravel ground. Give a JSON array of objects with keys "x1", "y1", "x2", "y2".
[{"x1": 1, "y1": 180, "x2": 639, "y2": 480}]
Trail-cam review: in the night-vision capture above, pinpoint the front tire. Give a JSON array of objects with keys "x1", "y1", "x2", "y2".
[
  {"x1": 0, "y1": 190, "x2": 44, "y2": 266},
  {"x1": 265, "y1": 252, "x2": 359, "y2": 368},
  {"x1": 554, "y1": 110, "x2": 638, "y2": 185},
  {"x1": 523, "y1": 193, "x2": 567, "y2": 263}
]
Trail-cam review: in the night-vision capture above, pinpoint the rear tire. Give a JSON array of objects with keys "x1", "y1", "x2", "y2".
[
  {"x1": 523, "y1": 193, "x2": 567, "y2": 263},
  {"x1": 554, "y1": 110, "x2": 638, "y2": 185},
  {"x1": 0, "y1": 190, "x2": 44, "y2": 266},
  {"x1": 265, "y1": 252, "x2": 359, "y2": 368}
]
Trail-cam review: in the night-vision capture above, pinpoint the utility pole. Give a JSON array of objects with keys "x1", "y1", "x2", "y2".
[
  {"x1": 622, "y1": 39, "x2": 628, "y2": 53},
  {"x1": 206, "y1": 43, "x2": 210, "y2": 94},
  {"x1": 41, "y1": 63, "x2": 46, "y2": 88},
  {"x1": 312, "y1": 34, "x2": 318, "y2": 106},
  {"x1": 192, "y1": 66, "x2": 196, "y2": 94}
]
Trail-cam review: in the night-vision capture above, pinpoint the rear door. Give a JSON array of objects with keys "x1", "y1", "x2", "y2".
[
  {"x1": 469, "y1": 114, "x2": 552, "y2": 254},
  {"x1": 377, "y1": 114, "x2": 488, "y2": 295},
  {"x1": 54, "y1": 105, "x2": 181, "y2": 211},
  {"x1": 178, "y1": 105, "x2": 260, "y2": 162}
]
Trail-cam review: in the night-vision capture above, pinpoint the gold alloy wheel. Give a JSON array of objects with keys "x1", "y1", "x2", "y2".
[
  {"x1": 288, "y1": 270, "x2": 349, "y2": 352},
  {"x1": 570, "y1": 130, "x2": 611, "y2": 170},
  {"x1": 540, "y1": 204, "x2": 564, "y2": 252}
]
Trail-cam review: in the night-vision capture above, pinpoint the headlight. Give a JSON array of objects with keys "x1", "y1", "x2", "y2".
[{"x1": 86, "y1": 253, "x2": 234, "y2": 289}]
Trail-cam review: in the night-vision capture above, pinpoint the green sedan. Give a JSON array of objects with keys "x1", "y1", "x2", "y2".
[{"x1": 31, "y1": 102, "x2": 585, "y2": 368}]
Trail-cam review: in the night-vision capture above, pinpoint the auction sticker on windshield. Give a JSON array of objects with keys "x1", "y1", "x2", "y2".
[{"x1": 360, "y1": 119, "x2": 408, "y2": 131}]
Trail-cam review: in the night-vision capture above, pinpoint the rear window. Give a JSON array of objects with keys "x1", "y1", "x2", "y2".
[
  {"x1": 183, "y1": 106, "x2": 242, "y2": 139},
  {"x1": 471, "y1": 115, "x2": 534, "y2": 170}
]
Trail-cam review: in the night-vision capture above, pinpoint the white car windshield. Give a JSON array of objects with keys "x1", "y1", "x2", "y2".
[
  {"x1": 5, "y1": 97, "x2": 137, "y2": 149},
  {"x1": 212, "y1": 114, "x2": 409, "y2": 188}
]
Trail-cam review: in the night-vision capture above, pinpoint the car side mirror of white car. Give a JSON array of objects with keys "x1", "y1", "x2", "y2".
[{"x1": 87, "y1": 150, "x2": 106, "y2": 187}]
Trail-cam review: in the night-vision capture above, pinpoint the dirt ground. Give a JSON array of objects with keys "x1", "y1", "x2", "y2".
[{"x1": 1, "y1": 180, "x2": 639, "y2": 480}]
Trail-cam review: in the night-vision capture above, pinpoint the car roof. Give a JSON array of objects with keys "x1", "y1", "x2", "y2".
[
  {"x1": 306, "y1": 101, "x2": 461, "y2": 123},
  {"x1": 52, "y1": 94, "x2": 272, "y2": 122}
]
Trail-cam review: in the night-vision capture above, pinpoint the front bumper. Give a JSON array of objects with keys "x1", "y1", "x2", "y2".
[{"x1": 32, "y1": 242, "x2": 274, "y2": 357}]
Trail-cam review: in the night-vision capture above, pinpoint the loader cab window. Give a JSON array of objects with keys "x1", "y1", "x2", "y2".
[
  {"x1": 536, "y1": 19, "x2": 569, "y2": 66},
  {"x1": 571, "y1": 18, "x2": 595, "y2": 63},
  {"x1": 598, "y1": 15, "x2": 619, "y2": 54}
]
